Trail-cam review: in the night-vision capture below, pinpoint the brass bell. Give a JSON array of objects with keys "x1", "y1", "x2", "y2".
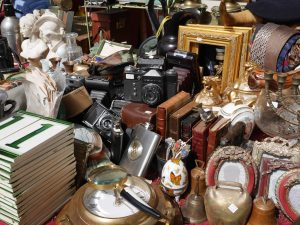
[
  {"x1": 181, "y1": 176, "x2": 207, "y2": 224},
  {"x1": 189, "y1": 160, "x2": 206, "y2": 197},
  {"x1": 247, "y1": 197, "x2": 277, "y2": 225}
]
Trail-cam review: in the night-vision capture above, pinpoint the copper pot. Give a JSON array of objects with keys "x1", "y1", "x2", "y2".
[
  {"x1": 63, "y1": 61, "x2": 75, "y2": 74},
  {"x1": 247, "y1": 197, "x2": 277, "y2": 225}
]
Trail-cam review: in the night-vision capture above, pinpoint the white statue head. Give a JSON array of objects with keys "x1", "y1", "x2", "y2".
[
  {"x1": 34, "y1": 12, "x2": 65, "y2": 46},
  {"x1": 19, "y1": 13, "x2": 38, "y2": 38}
]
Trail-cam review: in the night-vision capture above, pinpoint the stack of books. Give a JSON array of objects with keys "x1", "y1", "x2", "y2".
[{"x1": 0, "y1": 111, "x2": 76, "y2": 225}]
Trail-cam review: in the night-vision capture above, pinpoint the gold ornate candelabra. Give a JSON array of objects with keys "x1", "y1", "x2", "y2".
[{"x1": 264, "y1": 73, "x2": 300, "y2": 143}]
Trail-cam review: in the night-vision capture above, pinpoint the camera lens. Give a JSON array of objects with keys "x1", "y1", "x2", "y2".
[
  {"x1": 96, "y1": 115, "x2": 113, "y2": 132},
  {"x1": 142, "y1": 84, "x2": 162, "y2": 106}
]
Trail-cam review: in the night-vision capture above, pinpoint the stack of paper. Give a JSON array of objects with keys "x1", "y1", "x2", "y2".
[{"x1": 0, "y1": 111, "x2": 76, "y2": 225}]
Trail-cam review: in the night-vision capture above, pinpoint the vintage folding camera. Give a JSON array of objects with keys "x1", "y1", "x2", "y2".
[
  {"x1": 82, "y1": 101, "x2": 119, "y2": 141},
  {"x1": 110, "y1": 99, "x2": 131, "y2": 116},
  {"x1": 136, "y1": 55, "x2": 165, "y2": 71},
  {"x1": 166, "y1": 50, "x2": 203, "y2": 94},
  {"x1": 124, "y1": 66, "x2": 166, "y2": 106},
  {"x1": 89, "y1": 90, "x2": 110, "y2": 107},
  {"x1": 65, "y1": 75, "x2": 85, "y2": 94}
]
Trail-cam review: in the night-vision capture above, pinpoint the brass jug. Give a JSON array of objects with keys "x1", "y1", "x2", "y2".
[
  {"x1": 247, "y1": 197, "x2": 277, "y2": 225},
  {"x1": 204, "y1": 181, "x2": 252, "y2": 225},
  {"x1": 181, "y1": 176, "x2": 207, "y2": 223},
  {"x1": 189, "y1": 160, "x2": 206, "y2": 197}
]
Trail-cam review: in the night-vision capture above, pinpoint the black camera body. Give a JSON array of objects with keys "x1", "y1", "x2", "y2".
[
  {"x1": 65, "y1": 74, "x2": 85, "y2": 94},
  {"x1": 124, "y1": 66, "x2": 173, "y2": 106},
  {"x1": 136, "y1": 56, "x2": 165, "y2": 70},
  {"x1": 82, "y1": 101, "x2": 119, "y2": 141}
]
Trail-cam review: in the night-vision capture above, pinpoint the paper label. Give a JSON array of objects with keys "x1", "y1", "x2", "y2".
[
  {"x1": 126, "y1": 74, "x2": 134, "y2": 80},
  {"x1": 228, "y1": 203, "x2": 238, "y2": 213},
  {"x1": 174, "y1": 51, "x2": 187, "y2": 58}
]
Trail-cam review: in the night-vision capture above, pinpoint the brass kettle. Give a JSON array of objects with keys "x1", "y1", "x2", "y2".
[
  {"x1": 181, "y1": 176, "x2": 207, "y2": 223},
  {"x1": 247, "y1": 197, "x2": 277, "y2": 225},
  {"x1": 204, "y1": 181, "x2": 252, "y2": 225}
]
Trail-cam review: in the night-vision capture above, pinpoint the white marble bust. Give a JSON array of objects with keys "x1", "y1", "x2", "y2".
[
  {"x1": 34, "y1": 11, "x2": 67, "y2": 60},
  {"x1": 19, "y1": 10, "x2": 48, "y2": 63}
]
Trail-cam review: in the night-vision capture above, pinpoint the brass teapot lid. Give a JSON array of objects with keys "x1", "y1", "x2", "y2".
[
  {"x1": 179, "y1": 0, "x2": 207, "y2": 10},
  {"x1": 224, "y1": 0, "x2": 241, "y2": 13},
  {"x1": 253, "y1": 197, "x2": 276, "y2": 213}
]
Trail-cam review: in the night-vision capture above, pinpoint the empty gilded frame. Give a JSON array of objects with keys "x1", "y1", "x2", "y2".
[
  {"x1": 178, "y1": 25, "x2": 249, "y2": 92},
  {"x1": 187, "y1": 24, "x2": 253, "y2": 79}
]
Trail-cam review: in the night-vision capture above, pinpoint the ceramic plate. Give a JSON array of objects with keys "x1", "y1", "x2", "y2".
[
  {"x1": 276, "y1": 168, "x2": 300, "y2": 221},
  {"x1": 206, "y1": 146, "x2": 258, "y2": 194},
  {"x1": 230, "y1": 109, "x2": 255, "y2": 140}
]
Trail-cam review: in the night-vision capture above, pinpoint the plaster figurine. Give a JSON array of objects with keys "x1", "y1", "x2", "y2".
[
  {"x1": 19, "y1": 10, "x2": 48, "y2": 65},
  {"x1": 34, "y1": 10, "x2": 67, "y2": 60}
]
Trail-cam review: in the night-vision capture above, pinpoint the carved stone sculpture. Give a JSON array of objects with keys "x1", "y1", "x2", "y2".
[
  {"x1": 34, "y1": 10, "x2": 67, "y2": 60},
  {"x1": 19, "y1": 10, "x2": 48, "y2": 65}
]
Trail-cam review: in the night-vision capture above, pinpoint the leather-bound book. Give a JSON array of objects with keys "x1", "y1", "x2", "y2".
[
  {"x1": 206, "y1": 117, "x2": 231, "y2": 161},
  {"x1": 192, "y1": 117, "x2": 218, "y2": 162},
  {"x1": 156, "y1": 91, "x2": 191, "y2": 139},
  {"x1": 169, "y1": 101, "x2": 199, "y2": 140},
  {"x1": 121, "y1": 102, "x2": 157, "y2": 129},
  {"x1": 181, "y1": 112, "x2": 201, "y2": 142}
]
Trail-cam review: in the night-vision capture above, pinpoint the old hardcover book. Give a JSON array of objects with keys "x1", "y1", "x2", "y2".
[
  {"x1": 169, "y1": 101, "x2": 199, "y2": 140},
  {"x1": 0, "y1": 111, "x2": 76, "y2": 225},
  {"x1": 206, "y1": 117, "x2": 231, "y2": 161},
  {"x1": 192, "y1": 117, "x2": 218, "y2": 162},
  {"x1": 156, "y1": 91, "x2": 191, "y2": 139},
  {"x1": 181, "y1": 112, "x2": 201, "y2": 142}
]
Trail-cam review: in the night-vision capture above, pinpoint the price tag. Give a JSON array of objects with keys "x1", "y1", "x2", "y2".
[{"x1": 228, "y1": 203, "x2": 238, "y2": 213}]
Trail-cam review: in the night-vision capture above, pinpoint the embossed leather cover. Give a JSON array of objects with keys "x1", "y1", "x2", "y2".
[
  {"x1": 206, "y1": 116, "x2": 230, "y2": 161},
  {"x1": 192, "y1": 117, "x2": 218, "y2": 162},
  {"x1": 156, "y1": 91, "x2": 191, "y2": 139},
  {"x1": 121, "y1": 102, "x2": 157, "y2": 129},
  {"x1": 181, "y1": 112, "x2": 200, "y2": 142},
  {"x1": 169, "y1": 101, "x2": 199, "y2": 140}
]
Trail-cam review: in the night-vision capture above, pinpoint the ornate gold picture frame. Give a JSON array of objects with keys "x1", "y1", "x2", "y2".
[{"x1": 177, "y1": 25, "x2": 252, "y2": 92}]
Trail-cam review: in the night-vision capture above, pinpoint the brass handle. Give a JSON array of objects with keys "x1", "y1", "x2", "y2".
[
  {"x1": 58, "y1": 215, "x2": 73, "y2": 225},
  {"x1": 195, "y1": 160, "x2": 205, "y2": 169},
  {"x1": 215, "y1": 181, "x2": 244, "y2": 192}
]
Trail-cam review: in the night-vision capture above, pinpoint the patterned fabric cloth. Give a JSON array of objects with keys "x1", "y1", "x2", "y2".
[
  {"x1": 250, "y1": 23, "x2": 280, "y2": 68},
  {"x1": 276, "y1": 34, "x2": 300, "y2": 72}
]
